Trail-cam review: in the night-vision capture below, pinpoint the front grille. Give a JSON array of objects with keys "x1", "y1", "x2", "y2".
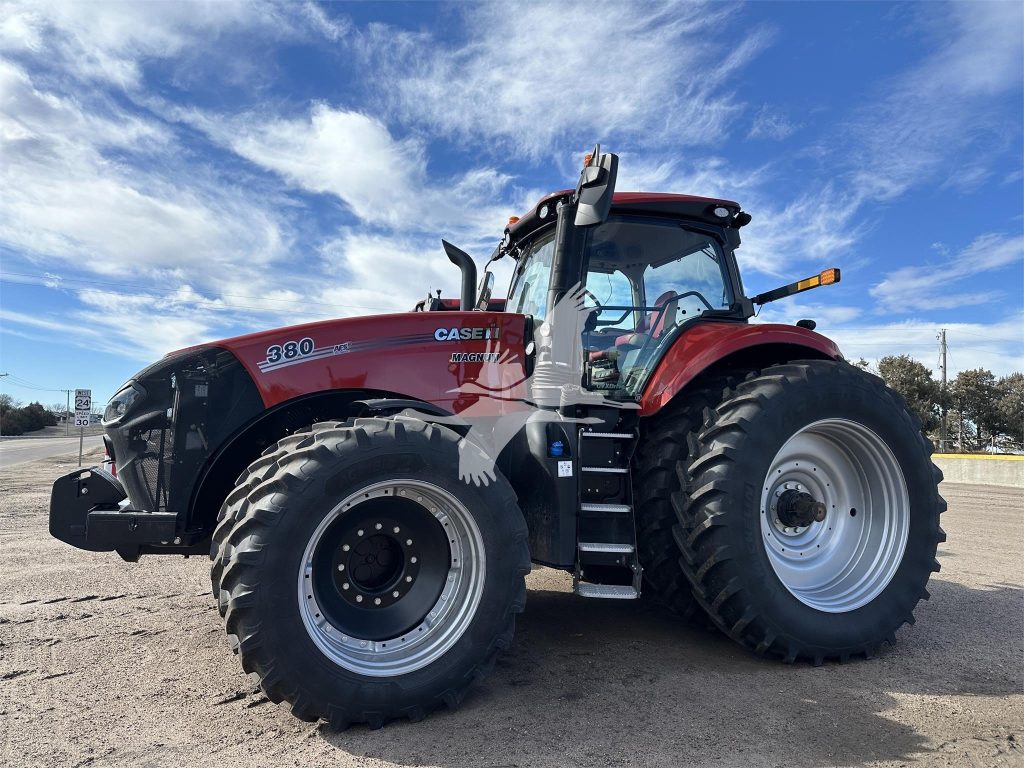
[
  {"x1": 106, "y1": 346, "x2": 263, "y2": 522},
  {"x1": 139, "y1": 427, "x2": 172, "y2": 511}
]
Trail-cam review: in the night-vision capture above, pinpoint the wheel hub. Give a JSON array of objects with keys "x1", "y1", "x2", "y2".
[
  {"x1": 775, "y1": 488, "x2": 827, "y2": 528},
  {"x1": 333, "y1": 523, "x2": 421, "y2": 610}
]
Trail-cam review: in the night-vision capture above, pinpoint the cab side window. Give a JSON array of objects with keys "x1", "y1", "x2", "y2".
[{"x1": 508, "y1": 232, "x2": 556, "y2": 321}]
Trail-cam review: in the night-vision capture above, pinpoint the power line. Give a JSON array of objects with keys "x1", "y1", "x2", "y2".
[{"x1": 4, "y1": 374, "x2": 69, "y2": 393}]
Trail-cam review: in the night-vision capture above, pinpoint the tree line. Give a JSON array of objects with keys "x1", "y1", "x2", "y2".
[
  {"x1": 0, "y1": 395, "x2": 59, "y2": 436},
  {"x1": 854, "y1": 356, "x2": 1023, "y2": 453}
]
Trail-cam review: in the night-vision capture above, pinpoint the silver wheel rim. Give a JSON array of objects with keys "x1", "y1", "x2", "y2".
[
  {"x1": 760, "y1": 418, "x2": 910, "y2": 613},
  {"x1": 298, "y1": 480, "x2": 486, "y2": 677}
]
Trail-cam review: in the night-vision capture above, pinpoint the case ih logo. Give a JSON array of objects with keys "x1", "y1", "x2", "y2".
[{"x1": 433, "y1": 326, "x2": 500, "y2": 342}]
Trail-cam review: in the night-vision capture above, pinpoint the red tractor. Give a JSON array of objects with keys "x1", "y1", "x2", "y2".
[{"x1": 50, "y1": 147, "x2": 944, "y2": 729}]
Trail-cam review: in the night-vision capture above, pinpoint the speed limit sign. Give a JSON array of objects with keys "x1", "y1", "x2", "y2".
[{"x1": 75, "y1": 389, "x2": 92, "y2": 427}]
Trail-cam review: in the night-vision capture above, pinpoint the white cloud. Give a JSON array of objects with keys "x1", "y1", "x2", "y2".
[
  {"x1": 828, "y1": 314, "x2": 1024, "y2": 379},
  {"x1": 0, "y1": 59, "x2": 290, "y2": 293},
  {"x1": 747, "y1": 105, "x2": 799, "y2": 141},
  {"x1": 0, "y1": 0, "x2": 346, "y2": 89},
  {"x1": 202, "y1": 104, "x2": 513, "y2": 240},
  {"x1": 360, "y1": 2, "x2": 771, "y2": 155},
  {"x1": 311, "y1": 232, "x2": 515, "y2": 320},
  {"x1": 755, "y1": 300, "x2": 863, "y2": 327},
  {"x1": 844, "y1": 2, "x2": 1023, "y2": 203},
  {"x1": 754, "y1": 303, "x2": 1023, "y2": 378},
  {"x1": 870, "y1": 233, "x2": 1024, "y2": 312}
]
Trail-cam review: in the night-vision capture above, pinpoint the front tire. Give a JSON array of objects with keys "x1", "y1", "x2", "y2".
[
  {"x1": 674, "y1": 361, "x2": 945, "y2": 663},
  {"x1": 210, "y1": 416, "x2": 529, "y2": 727}
]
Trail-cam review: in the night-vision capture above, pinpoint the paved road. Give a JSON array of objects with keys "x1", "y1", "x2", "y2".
[
  {"x1": 0, "y1": 457, "x2": 1020, "y2": 767},
  {"x1": 0, "y1": 435, "x2": 104, "y2": 468}
]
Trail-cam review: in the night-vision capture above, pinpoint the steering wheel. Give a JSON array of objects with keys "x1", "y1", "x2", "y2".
[{"x1": 582, "y1": 287, "x2": 605, "y2": 308}]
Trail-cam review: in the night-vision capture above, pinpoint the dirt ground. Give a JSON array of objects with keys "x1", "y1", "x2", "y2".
[{"x1": 1, "y1": 451, "x2": 1021, "y2": 768}]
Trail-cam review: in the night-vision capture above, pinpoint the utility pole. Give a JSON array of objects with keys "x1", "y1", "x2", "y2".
[
  {"x1": 938, "y1": 329, "x2": 947, "y2": 452},
  {"x1": 0, "y1": 373, "x2": 8, "y2": 439},
  {"x1": 65, "y1": 389, "x2": 71, "y2": 436}
]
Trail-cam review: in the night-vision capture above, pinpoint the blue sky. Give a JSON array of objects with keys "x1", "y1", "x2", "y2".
[{"x1": 1, "y1": 0, "x2": 1022, "y2": 408}]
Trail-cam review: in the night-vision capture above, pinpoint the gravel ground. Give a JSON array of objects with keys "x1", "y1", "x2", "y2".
[{"x1": 1, "y1": 452, "x2": 1021, "y2": 768}]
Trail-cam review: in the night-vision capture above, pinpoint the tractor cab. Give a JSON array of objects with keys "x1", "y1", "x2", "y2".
[{"x1": 492, "y1": 147, "x2": 754, "y2": 401}]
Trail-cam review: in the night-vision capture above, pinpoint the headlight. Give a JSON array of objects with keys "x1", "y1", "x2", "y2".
[{"x1": 103, "y1": 385, "x2": 141, "y2": 423}]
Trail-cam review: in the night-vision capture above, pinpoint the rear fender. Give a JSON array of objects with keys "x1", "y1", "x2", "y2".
[{"x1": 639, "y1": 322, "x2": 842, "y2": 416}]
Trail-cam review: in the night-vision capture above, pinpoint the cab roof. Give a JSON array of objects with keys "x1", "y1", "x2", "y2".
[{"x1": 506, "y1": 190, "x2": 743, "y2": 244}]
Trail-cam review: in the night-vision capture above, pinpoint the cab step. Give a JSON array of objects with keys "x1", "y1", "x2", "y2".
[
  {"x1": 578, "y1": 542, "x2": 634, "y2": 553},
  {"x1": 580, "y1": 432, "x2": 633, "y2": 439},
  {"x1": 575, "y1": 583, "x2": 639, "y2": 599},
  {"x1": 580, "y1": 502, "x2": 631, "y2": 514},
  {"x1": 581, "y1": 466, "x2": 628, "y2": 474}
]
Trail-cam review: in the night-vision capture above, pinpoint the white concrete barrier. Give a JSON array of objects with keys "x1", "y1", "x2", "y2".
[{"x1": 932, "y1": 454, "x2": 1024, "y2": 488}]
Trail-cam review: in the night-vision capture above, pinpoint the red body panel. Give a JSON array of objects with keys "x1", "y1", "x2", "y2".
[
  {"x1": 638, "y1": 322, "x2": 843, "y2": 416},
  {"x1": 208, "y1": 312, "x2": 529, "y2": 415}
]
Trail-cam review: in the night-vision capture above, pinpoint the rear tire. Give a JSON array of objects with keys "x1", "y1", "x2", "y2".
[
  {"x1": 673, "y1": 361, "x2": 945, "y2": 663},
  {"x1": 210, "y1": 416, "x2": 530, "y2": 727},
  {"x1": 633, "y1": 375, "x2": 738, "y2": 622}
]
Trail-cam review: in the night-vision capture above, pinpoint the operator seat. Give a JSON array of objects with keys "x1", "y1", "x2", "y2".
[{"x1": 587, "y1": 291, "x2": 679, "y2": 384}]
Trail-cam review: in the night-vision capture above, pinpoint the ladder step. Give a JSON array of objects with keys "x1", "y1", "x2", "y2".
[
  {"x1": 575, "y1": 583, "x2": 639, "y2": 599},
  {"x1": 579, "y1": 542, "x2": 635, "y2": 553},
  {"x1": 580, "y1": 502, "x2": 631, "y2": 514},
  {"x1": 580, "y1": 432, "x2": 633, "y2": 439},
  {"x1": 582, "y1": 466, "x2": 628, "y2": 474}
]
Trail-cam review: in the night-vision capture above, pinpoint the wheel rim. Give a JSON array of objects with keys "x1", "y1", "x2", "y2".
[
  {"x1": 760, "y1": 418, "x2": 910, "y2": 613},
  {"x1": 298, "y1": 480, "x2": 486, "y2": 677}
]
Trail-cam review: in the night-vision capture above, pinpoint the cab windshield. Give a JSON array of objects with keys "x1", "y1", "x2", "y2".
[{"x1": 583, "y1": 216, "x2": 735, "y2": 396}]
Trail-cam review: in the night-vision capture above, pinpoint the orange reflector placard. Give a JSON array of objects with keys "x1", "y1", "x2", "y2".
[
  {"x1": 508, "y1": 216, "x2": 520, "y2": 226},
  {"x1": 796, "y1": 275, "x2": 821, "y2": 291},
  {"x1": 583, "y1": 153, "x2": 593, "y2": 166}
]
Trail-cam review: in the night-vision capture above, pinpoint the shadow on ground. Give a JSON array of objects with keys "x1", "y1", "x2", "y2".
[{"x1": 316, "y1": 577, "x2": 1022, "y2": 768}]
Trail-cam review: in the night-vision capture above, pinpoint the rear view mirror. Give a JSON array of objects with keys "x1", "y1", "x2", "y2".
[{"x1": 574, "y1": 147, "x2": 619, "y2": 227}]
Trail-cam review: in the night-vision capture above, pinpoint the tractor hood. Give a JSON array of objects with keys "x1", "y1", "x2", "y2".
[{"x1": 186, "y1": 310, "x2": 529, "y2": 410}]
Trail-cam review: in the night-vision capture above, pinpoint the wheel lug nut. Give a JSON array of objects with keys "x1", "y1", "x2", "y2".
[
  {"x1": 405, "y1": 576, "x2": 412, "y2": 583},
  {"x1": 406, "y1": 539, "x2": 413, "y2": 546},
  {"x1": 411, "y1": 557, "x2": 417, "y2": 564},
  {"x1": 355, "y1": 595, "x2": 363, "y2": 602},
  {"x1": 375, "y1": 523, "x2": 382, "y2": 530},
  {"x1": 357, "y1": 529, "x2": 364, "y2": 537},
  {"x1": 393, "y1": 526, "x2": 400, "y2": 534},
  {"x1": 342, "y1": 583, "x2": 350, "y2": 590},
  {"x1": 342, "y1": 544, "x2": 350, "y2": 552},
  {"x1": 374, "y1": 597, "x2": 381, "y2": 605},
  {"x1": 337, "y1": 564, "x2": 345, "y2": 571},
  {"x1": 392, "y1": 591, "x2": 399, "y2": 598}
]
